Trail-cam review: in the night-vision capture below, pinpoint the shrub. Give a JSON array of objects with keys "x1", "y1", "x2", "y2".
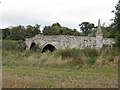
[
  {"x1": 99, "y1": 47, "x2": 120, "y2": 57},
  {"x1": 81, "y1": 48, "x2": 98, "y2": 57},
  {"x1": 54, "y1": 48, "x2": 84, "y2": 65},
  {"x1": 2, "y1": 40, "x2": 25, "y2": 51},
  {"x1": 54, "y1": 48, "x2": 80, "y2": 59}
]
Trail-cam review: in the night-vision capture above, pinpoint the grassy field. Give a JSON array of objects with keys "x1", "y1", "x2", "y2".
[
  {"x1": 2, "y1": 40, "x2": 119, "y2": 88},
  {"x1": 3, "y1": 65, "x2": 118, "y2": 88},
  {"x1": 0, "y1": 40, "x2": 2, "y2": 89},
  {"x1": 2, "y1": 49, "x2": 119, "y2": 88}
]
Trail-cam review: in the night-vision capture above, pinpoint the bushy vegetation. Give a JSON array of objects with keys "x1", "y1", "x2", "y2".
[
  {"x1": 2, "y1": 24, "x2": 41, "y2": 41},
  {"x1": 2, "y1": 20, "x2": 119, "y2": 42},
  {"x1": 2, "y1": 40, "x2": 25, "y2": 51},
  {"x1": 43, "y1": 23, "x2": 80, "y2": 36},
  {"x1": 112, "y1": 0, "x2": 120, "y2": 48},
  {"x1": 2, "y1": 23, "x2": 81, "y2": 41},
  {"x1": 79, "y1": 22, "x2": 95, "y2": 36},
  {"x1": 54, "y1": 48, "x2": 99, "y2": 66}
]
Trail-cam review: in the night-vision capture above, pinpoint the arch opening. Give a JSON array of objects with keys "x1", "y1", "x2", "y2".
[
  {"x1": 30, "y1": 42, "x2": 39, "y2": 51},
  {"x1": 42, "y1": 44, "x2": 56, "y2": 53}
]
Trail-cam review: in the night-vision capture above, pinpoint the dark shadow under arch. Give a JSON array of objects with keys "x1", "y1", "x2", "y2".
[
  {"x1": 42, "y1": 44, "x2": 56, "y2": 53},
  {"x1": 30, "y1": 42, "x2": 38, "y2": 51}
]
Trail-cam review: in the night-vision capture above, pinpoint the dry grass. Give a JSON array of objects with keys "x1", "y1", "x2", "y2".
[
  {"x1": 2, "y1": 49, "x2": 119, "y2": 88},
  {"x1": 2, "y1": 65, "x2": 118, "y2": 88},
  {"x1": 0, "y1": 48, "x2": 2, "y2": 89},
  {"x1": 0, "y1": 71, "x2": 1, "y2": 89}
]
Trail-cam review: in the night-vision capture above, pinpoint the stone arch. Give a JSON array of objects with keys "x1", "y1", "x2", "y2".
[{"x1": 41, "y1": 43, "x2": 56, "y2": 53}]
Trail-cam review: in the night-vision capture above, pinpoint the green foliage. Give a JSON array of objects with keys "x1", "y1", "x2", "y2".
[
  {"x1": 116, "y1": 32, "x2": 120, "y2": 49},
  {"x1": 112, "y1": 0, "x2": 120, "y2": 48},
  {"x1": 2, "y1": 40, "x2": 25, "y2": 51},
  {"x1": 102, "y1": 27, "x2": 116, "y2": 38},
  {"x1": 54, "y1": 48, "x2": 98, "y2": 65},
  {"x1": 3, "y1": 46, "x2": 119, "y2": 68},
  {"x1": 2, "y1": 28, "x2": 10, "y2": 39},
  {"x1": 52, "y1": 48, "x2": 83, "y2": 65},
  {"x1": 2, "y1": 24, "x2": 41, "y2": 41},
  {"x1": 104, "y1": 47, "x2": 116, "y2": 56},
  {"x1": 43, "y1": 22, "x2": 80, "y2": 36},
  {"x1": 10, "y1": 25, "x2": 26, "y2": 40},
  {"x1": 81, "y1": 48, "x2": 98, "y2": 57},
  {"x1": 114, "y1": 0, "x2": 120, "y2": 31},
  {"x1": 25, "y1": 24, "x2": 41, "y2": 38},
  {"x1": 52, "y1": 22, "x2": 61, "y2": 27},
  {"x1": 30, "y1": 43, "x2": 40, "y2": 52},
  {"x1": 80, "y1": 48, "x2": 98, "y2": 66},
  {"x1": 89, "y1": 28, "x2": 97, "y2": 37},
  {"x1": 79, "y1": 22, "x2": 95, "y2": 36},
  {"x1": 55, "y1": 48, "x2": 80, "y2": 59},
  {"x1": 86, "y1": 57, "x2": 96, "y2": 66}
]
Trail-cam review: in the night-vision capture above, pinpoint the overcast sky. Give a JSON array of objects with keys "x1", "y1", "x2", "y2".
[{"x1": 0, "y1": 0, "x2": 118, "y2": 30}]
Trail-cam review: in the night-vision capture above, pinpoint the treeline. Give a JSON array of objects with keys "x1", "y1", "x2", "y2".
[
  {"x1": 2, "y1": 22, "x2": 117, "y2": 41},
  {"x1": 113, "y1": 0, "x2": 120, "y2": 48},
  {"x1": 2, "y1": 24, "x2": 41, "y2": 41},
  {"x1": 2, "y1": 23, "x2": 81, "y2": 41},
  {"x1": 43, "y1": 23, "x2": 80, "y2": 36}
]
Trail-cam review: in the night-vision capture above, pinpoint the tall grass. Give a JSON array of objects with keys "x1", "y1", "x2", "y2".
[
  {"x1": 2, "y1": 39, "x2": 119, "y2": 67},
  {"x1": 2, "y1": 40, "x2": 119, "y2": 88},
  {"x1": 2, "y1": 50, "x2": 69, "y2": 68}
]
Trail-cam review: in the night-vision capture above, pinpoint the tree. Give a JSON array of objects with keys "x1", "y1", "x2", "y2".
[
  {"x1": 25, "y1": 24, "x2": 41, "y2": 38},
  {"x1": 43, "y1": 22, "x2": 80, "y2": 36},
  {"x1": 52, "y1": 22, "x2": 61, "y2": 27},
  {"x1": 2, "y1": 24, "x2": 41, "y2": 41},
  {"x1": 2, "y1": 28, "x2": 10, "y2": 39},
  {"x1": 113, "y1": 0, "x2": 120, "y2": 48},
  {"x1": 102, "y1": 26, "x2": 116, "y2": 38},
  {"x1": 10, "y1": 25, "x2": 26, "y2": 40},
  {"x1": 79, "y1": 22, "x2": 95, "y2": 36},
  {"x1": 43, "y1": 26, "x2": 52, "y2": 35},
  {"x1": 114, "y1": 0, "x2": 120, "y2": 31}
]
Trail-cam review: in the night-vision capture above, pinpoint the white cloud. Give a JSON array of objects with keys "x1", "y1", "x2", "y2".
[{"x1": 0, "y1": 0, "x2": 118, "y2": 30}]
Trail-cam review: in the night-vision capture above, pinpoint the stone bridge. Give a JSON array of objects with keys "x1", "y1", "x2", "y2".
[
  {"x1": 25, "y1": 20, "x2": 115, "y2": 52},
  {"x1": 25, "y1": 34, "x2": 115, "y2": 52}
]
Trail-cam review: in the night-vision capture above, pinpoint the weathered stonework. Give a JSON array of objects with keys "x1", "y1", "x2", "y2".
[{"x1": 25, "y1": 20, "x2": 115, "y2": 52}]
